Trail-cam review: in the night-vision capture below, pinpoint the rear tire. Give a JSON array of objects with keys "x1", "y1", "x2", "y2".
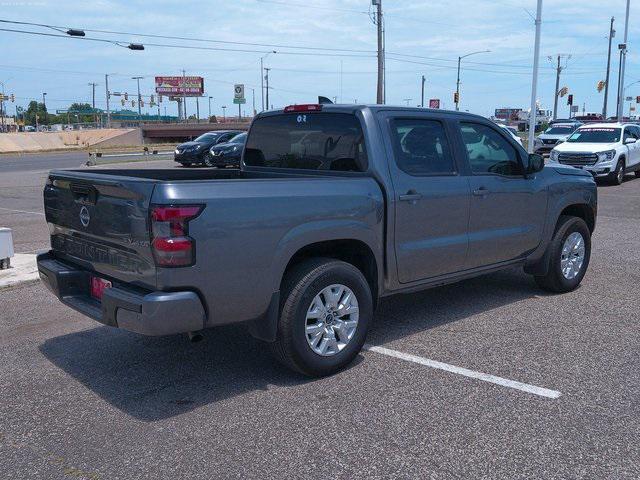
[
  {"x1": 534, "y1": 215, "x2": 591, "y2": 293},
  {"x1": 270, "y1": 258, "x2": 373, "y2": 377}
]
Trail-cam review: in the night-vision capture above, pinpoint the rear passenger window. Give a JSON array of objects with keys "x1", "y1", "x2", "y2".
[
  {"x1": 460, "y1": 122, "x2": 523, "y2": 176},
  {"x1": 390, "y1": 119, "x2": 455, "y2": 175}
]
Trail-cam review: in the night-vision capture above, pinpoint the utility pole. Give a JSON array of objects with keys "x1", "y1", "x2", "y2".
[
  {"x1": 88, "y1": 82, "x2": 98, "y2": 127},
  {"x1": 374, "y1": 0, "x2": 384, "y2": 104},
  {"x1": 261, "y1": 57, "x2": 265, "y2": 111},
  {"x1": 603, "y1": 17, "x2": 615, "y2": 119},
  {"x1": 550, "y1": 54, "x2": 570, "y2": 120},
  {"x1": 208, "y1": 96, "x2": 212, "y2": 119},
  {"x1": 196, "y1": 96, "x2": 200, "y2": 121},
  {"x1": 105, "y1": 74, "x2": 111, "y2": 128},
  {"x1": 528, "y1": 0, "x2": 543, "y2": 154},
  {"x1": 181, "y1": 69, "x2": 187, "y2": 122},
  {"x1": 264, "y1": 68, "x2": 271, "y2": 111},
  {"x1": 617, "y1": 0, "x2": 631, "y2": 122},
  {"x1": 42, "y1": 92, "x2": 47, "y2": 125},
  {"x1": 421, "y1": 75, "x2": 426, "y2": 107},
  {"x1": 132, "y1": 76, "x2": 143, "y2": 119}
]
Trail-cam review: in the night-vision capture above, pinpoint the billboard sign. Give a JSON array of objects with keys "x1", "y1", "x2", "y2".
[
  {"x1": 428, "y1": 99, "x2": 440, "y2": 109},
  {"x1": 155, "y1": 76, "x2": 204, "y2": 96},
  {"x1": 233, "y1": 84, "x2": 246, "y2": 104}
]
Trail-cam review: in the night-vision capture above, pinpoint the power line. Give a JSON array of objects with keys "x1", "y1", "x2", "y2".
[{"x1": 0, "y1": 18, "x2": 376, "y2": 54}]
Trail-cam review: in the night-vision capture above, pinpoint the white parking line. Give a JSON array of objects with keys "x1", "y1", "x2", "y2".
[
  {"x1": 365, "y1": 344, "x2": 561, "y2": 399},
  {"x1": 0, "y1": 207, "x2": 45, "y2": 216}
]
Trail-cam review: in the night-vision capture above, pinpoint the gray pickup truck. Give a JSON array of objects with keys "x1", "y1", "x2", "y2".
[{"x1": 38, "y1": 104, "x2": 597, "y2": 376}]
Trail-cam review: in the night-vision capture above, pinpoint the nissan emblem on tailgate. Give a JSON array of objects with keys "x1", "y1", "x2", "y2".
[{"x1": 79, "y1": 206, "x2": 90, "y2": 227}]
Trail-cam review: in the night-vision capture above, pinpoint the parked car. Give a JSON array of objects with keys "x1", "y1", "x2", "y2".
[
  {"x1": 206, "y1": 132, "x2": 247, "y2": 168},
  {"x1": 174, "y1": 130, "x2": 243, "y2": 167},
  {"x1": 549, "y1": 122, "x2": 640, "y2": 185},
  {"x1": 38, "y1": 104, "x2": 597, "y2": 377},
  {"x1": 498, "y1": 124, "x2": 523, "y2": 146},
  {"x1": 534, "y1": 122, "x2": 582, "y2": 154}
]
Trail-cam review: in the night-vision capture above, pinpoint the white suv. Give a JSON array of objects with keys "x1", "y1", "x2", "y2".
[{"x1": 549, "y1": 123, "x2": 640, "y2": 185}]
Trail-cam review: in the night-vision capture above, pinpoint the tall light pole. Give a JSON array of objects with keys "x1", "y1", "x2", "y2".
[
  {"x1": 617, "y1": 0, "x2": 631, "y2": 122},
  {"x1": 603, "y1": 17, "x2": 615, "y2": 119},
  {"x1": 132, "y1": 76, "x2": 143, "y2": 119},
  {"x1": 208, "y1": 96, "x2": 213, "y2": 119},
  {"x1": 181, "y1": 69, "x2": 187, "y2": 122},
  {"x1": 455, "y1": 50, "x2": 490, "y2": 111},
  {"x1": 420, "y1": 75, "x2": 426, "y2": 107},
  {"x1": 250, "y1": 88, "x2": 256, "y2": 116},
  {"x1": 0, "y1": 81, "x2": 5, "y2": 132},
  {"x1": 221, "y1": 105, "x2": 227, "y2": 121},
  {"x1": 528, "y1": 0, "x2": 543, "y2": 154},
  {"x1": 260, "y1": 51, "x2": 276, "y2": 111}
]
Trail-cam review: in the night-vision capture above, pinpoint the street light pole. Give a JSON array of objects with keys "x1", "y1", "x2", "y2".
[
  {"x1": 260, "y1": 51, "x2": 276, "y2": 112},
  {"x1": 421, "y1": 75, "x2": 426, "y2": 107},
  {"x1": 181, "y1": 69, "x2": 187, "y2": 122},
  {"x1": 455, "y1": 50, "x2": 490, "y2": 111},
  {"x1": 617, "y1": 0, "x2": 631, "y2": 122},
  {"x1": 222, "y1": 105, "x2": 227, "y2": 121},
  {"x1": 528, "y1": 0, "x2": 543, "y2": 154},
  {"x1": 208, "y1": 96, "x2": 212, "y2": 119},
  {"x1": 373, "y1": 0, "x2": 384, "y2": 104}
]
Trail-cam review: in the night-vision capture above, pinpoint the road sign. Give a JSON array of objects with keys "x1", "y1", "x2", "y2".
[
  {"x1": 429, "y1": 99, "x2": 440, "y2": 109},
  {"x1": 234, "y1": 84, "x2": 246, "y2": 104},
  {"x1": 570, "y1": 105, "x2": 579, "y2": 113},
  {"x1": 625, "y1": 96, "x2": 633, "y2": 101}
]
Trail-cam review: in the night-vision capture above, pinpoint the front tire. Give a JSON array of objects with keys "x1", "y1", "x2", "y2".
[
  {"x1": 270, "y1": 258, "x2": 373, "y2": 377},
  {"x1": 609, "y1": 158, "x2": 625, "y2": 185},
  {"x1": 534, "y1": 215, "x2": 591, "y2": 293}
]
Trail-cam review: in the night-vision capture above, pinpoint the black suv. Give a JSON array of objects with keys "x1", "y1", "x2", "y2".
[{"x1": 174, "y1": 130, "x2": 243, "y2": 167}]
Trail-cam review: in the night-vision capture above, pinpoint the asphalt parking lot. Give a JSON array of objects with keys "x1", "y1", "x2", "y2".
[{"x1": 1, "y1": 155, "x2": 639, "y2": 479}]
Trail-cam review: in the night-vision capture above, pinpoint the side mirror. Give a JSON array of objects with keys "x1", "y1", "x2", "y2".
[
  {"x1": 624, "y1": 137, "x2": 637, "y2": 144},
  {"x1": 527, "y1": 153, "x2": 545, "y2": 174}
]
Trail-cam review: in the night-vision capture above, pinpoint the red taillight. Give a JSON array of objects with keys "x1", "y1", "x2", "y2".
[
  {"x1": 283, "y1": 104, "x2": 322, "y2": 113},
  {"x1": 150, "y1": 205, "x2": 203, "y2": 267}
]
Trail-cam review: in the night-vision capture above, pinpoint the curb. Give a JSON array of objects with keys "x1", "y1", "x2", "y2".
[{"x1": 0, "y1": 253, "x2": 40, "y2": 289}]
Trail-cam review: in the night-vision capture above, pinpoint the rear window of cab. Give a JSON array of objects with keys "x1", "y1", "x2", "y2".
[{"x1": 244, "y1": 113, "x2": 368, "y2": 172}]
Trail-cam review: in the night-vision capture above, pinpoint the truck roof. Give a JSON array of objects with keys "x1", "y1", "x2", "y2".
[{"x1": 256, "y1": 104, "x2": 489, "y2": 122}]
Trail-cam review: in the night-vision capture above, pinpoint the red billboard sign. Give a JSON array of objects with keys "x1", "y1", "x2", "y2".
[
  {"x1": 155, "y1": 76, "x2": 204, "y2": 96},
  {"x1": 429, "y1": 99, "x2": 440, "y2": 109}
]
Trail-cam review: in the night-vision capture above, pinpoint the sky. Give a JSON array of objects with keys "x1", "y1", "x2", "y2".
[{"x1": 0, "y1": 0, "x2": 638, "y2": 119}]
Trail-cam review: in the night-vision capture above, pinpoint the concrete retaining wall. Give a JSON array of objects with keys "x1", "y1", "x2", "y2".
[{"x1": 0, "y1": 129, "x2": 141, "y2": 153}]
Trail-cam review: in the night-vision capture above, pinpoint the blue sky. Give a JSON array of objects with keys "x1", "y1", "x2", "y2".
[{"x1": 0, "y1": 0, "x2": 638, "y2": 118}]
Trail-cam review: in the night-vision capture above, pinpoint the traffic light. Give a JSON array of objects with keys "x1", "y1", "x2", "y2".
[
  {"x1": 636, "y1": 96, "x2": 640, "y2": 104},
  {"x1": 158, "y1": 95, "x2": 163, "y2": 103},
  {"x1": 10, "y1": 94, "x2": 15, "y2": 102},
  {"x1": 121, "y1": 98, "x2": 125, "y2": 106},
  {"x1": 597, "y1": 80, "x2": 606, "y2": 93},
  {"x1": 131, "y1": 100, "x2": 136, "y2": 107},
  {"x1": 453, "y1": 92, "x2": 459, "y2": 104},
  {"x1": 140, "y1": 99, "x2": 144, "y2": 107},
  {"x1": 150, "y1": 95, "x2": 155, "y2": 103},
  {"x1": 124, "y1": 92, "x2": 129, "y2": 101},
  {"x1": 567, "y1": 94, "x2": 573, "y2": 106}
]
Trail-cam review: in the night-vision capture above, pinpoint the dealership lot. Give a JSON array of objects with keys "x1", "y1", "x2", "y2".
[{"x1": 1, "y1": 156, "x2": 640, "y2": 478}]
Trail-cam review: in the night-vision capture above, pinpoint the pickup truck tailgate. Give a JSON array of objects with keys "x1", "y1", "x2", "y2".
[{"x1": 44, "y1": 170, "x2": 157, "y2": 289}]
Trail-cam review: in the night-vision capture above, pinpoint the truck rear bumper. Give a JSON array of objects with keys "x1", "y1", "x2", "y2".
[{"x1": 37, "y1": 251, "x2": 206, "y2": 336}]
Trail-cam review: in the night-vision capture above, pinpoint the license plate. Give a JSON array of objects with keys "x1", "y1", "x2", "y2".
[{"x1": 90, "y1": 276, "x2": 112, "y2": 300}]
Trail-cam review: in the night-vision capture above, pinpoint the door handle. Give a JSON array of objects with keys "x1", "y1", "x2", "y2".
[
  {"x1": 399, "y1": 191, "x2": 422, "y2": 202},
  {"x1": 472, "y1": 187, "x2": 490, "y2": 197}
]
